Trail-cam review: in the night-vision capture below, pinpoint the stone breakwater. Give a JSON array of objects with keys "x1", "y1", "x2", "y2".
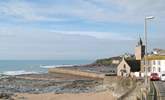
[{"x1": 48, "y1": 68, "x2": 105, "y2": 79}]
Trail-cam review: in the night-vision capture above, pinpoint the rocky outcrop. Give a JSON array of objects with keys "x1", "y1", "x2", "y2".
[{"x1": 0, "y1": 74, "x2": 102, "y2": 94}]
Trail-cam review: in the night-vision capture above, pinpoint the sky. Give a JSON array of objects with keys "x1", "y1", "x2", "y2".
[{"x1": 0, "y1": 0, "x2": 164, "y2": 60}]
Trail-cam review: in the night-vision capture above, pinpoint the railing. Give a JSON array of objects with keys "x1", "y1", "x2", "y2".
[{"x1": 147, "y1": 82, "x2": 157, "y2": 100}]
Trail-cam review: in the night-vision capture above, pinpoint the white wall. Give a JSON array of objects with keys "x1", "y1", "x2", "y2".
[
  {"x1": 161, "y1": 60, "x2": 165, "y2": 72},
  {"x1": 117, "y1": 59, "x2": 130, "y2": 76},
  {"x1": 150, "y1": 60, "x2": 165, "y2": 76}
]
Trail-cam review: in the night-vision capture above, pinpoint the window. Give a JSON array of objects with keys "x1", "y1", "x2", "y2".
[
  {"x1": 153, "y1": 67, "x2": 155, "y2": 72},
  {"x1": 158, "y1": 61, "x2": 161, "y2": 65},
  {"x1": 148, "y1": 67, "x2": 151, "y2": 72},
  {"x1": 158, "y1": 67, "x2": 161, "y2": 72},
  {"x1": 124, "y1": 64, "x2": 126, "y2": 69},
  {"x1": 153, "y1": 61, "x2": 156, "y2": 65}
]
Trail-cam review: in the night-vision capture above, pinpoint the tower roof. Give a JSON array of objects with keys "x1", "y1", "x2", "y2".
[{"x1": 138, "y1": 37, "x2": 143, "y2": 46}]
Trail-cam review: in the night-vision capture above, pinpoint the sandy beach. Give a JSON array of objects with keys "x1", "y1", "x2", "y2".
[{"x1": 14, "y1": 91, "x2": 116, "y2": 100}]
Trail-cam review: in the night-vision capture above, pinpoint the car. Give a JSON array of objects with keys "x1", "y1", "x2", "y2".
[
  {"x1": 161, "y1": 73, "x2": 165, "y2": 81},
  {"x1": 150, "y1": 73, "x2": 160, "y2": 81}
]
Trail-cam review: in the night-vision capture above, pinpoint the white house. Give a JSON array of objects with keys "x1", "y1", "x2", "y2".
[
  {"x1": 147, "y1": 55, "x2": 165, "y2": 76},
  {"x1": 117, "y1": 58, "x2": 140, "y2": 77}
]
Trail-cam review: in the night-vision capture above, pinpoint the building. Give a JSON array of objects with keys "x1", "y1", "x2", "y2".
[
  {"x1": 140, "y1": 49, "x2": 165, "y2": 76},
  {"x1": 116, "y1": 38, "x2": 145, "y2": 77},
  {"x1": 117, "y1": 36, "x2": 165, "y2": 77},
  {"x1": 147, "y1": 55, "x2": 165, "y2": 76},
  {"x1": 153, "y1": 48, "x2": 165, "y2": 55},
  {"x1": 135, "y1": 37, "x2": 145, "y2": 60},
  {"x1": 117, "y1": 58, "x2": 140, "y2": 77}
]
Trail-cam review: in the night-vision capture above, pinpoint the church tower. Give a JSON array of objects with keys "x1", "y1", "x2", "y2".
[{"x1": 135, "y1": 37, "x2": 145, "y2": 60}]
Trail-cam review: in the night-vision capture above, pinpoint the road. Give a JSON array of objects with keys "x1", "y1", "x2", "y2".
[{"x1": 154, "y1": 81, "x2": 165, "y2": 100}]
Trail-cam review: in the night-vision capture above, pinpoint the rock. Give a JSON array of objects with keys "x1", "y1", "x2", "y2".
[
  {"x1": 0, "y1": 92, "x2": 13, "y2": 99},
  {"x1": 0, "y1": 74, "x2": 101, "y2": 94}
]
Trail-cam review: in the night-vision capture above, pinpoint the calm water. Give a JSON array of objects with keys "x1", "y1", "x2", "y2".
[{"x1": 0, "y1": 60, "x2": 93, "y2": 75}]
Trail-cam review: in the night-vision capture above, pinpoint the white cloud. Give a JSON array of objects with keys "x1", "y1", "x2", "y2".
[
  {"x1": 0, "y1": 24, "x2": 163, "y2": 60},
  {"x1": 0, "y1": 0, "x2": 66, "y2": 22},
  {"x1": 1, "y1": 0, "x2": 165, "y2": 23},
  {"x1": 50, "y1": 30, "x2": 134, "y2": 40},
  {"x1": 80, "y1": 0, "x2": 165, "y2": 23},
  {"x1": 0, "y1": 26, "x2": 136, "y2": 60}
]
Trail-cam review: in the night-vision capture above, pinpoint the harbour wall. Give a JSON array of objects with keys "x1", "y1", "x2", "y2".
[{"x1": 48, "y1": 68, "x2": 105, "y2": 79}]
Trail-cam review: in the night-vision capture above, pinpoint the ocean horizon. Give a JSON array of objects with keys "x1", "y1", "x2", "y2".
[{"x1": 0, "y1": 60, "x2": 93, "y2": 75}]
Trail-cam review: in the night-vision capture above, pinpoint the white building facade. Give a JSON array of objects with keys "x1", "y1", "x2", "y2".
[{"x1": 148, "y1": 56, "x2": 165, "y2": 76}]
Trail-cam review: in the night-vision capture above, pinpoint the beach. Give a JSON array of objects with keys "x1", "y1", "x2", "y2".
[
  {"x1": 0, "y1": 73, "x2": 102, "y2": 93},
  {"x1": 0, "y1": 73, "x2": 113, "y2": 100},
  {"x1": 0, "y1": 66, "x2": 140, "y2": 100},
  {"x1": 0, "y1": 60, "x2": 123, "y2": 100}
]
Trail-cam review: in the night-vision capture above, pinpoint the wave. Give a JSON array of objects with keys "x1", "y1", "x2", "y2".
[
  {"x1": 40, "y1": 64, "x2": 75, "y2": 68},
  {"x1": 2, "y1": 70, "x2": 38, "y2": 76}
]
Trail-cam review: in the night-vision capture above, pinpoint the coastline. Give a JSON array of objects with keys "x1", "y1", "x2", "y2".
[
  {"x1": 0, "y1": 64, "x2": 139, "y2": 100},
  {"x1": 0, "y1": 61, "x2": 118, "y2": 100}
]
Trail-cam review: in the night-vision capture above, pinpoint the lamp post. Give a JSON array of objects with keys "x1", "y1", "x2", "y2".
[{"x1": 144, "y1": 16, "x2": 154, "y2": 87}]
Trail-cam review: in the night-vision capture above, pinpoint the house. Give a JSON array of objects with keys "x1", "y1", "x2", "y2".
[
  {"x1": 147, "y1": 55, "x2": 165, "y2": 76},
  {"x1": 117, "y1": 58, "x2": 140, "y2": 77},
  {"x1": 152, "y1": 48, "x2": 165, "y2": 55},
  {"x1": 140, "y1": 49, "x2": 165, "y2": 76}
]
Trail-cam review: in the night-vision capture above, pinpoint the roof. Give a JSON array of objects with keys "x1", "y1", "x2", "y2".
[
  {"x1": 138, "y1": 37, "x2": 143, "y2": 46},
  {"x1": 145, "y1": 55, "x2": 165, "y2": 60},
  {"x1": 125, "y1": 60, "x2": 140, "y2": 72}
]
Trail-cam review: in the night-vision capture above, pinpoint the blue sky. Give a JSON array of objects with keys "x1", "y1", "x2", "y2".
[{"x1": 0, "y1": 0, "x2": 164, "y2": 60}]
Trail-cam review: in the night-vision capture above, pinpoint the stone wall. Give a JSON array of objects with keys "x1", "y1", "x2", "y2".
[
  {"x1": 48, "y1": 68, "x2": 105, "y2": 79},
  {"x1": 103, "y1": 76, "x2": 139, "y2": 99}
]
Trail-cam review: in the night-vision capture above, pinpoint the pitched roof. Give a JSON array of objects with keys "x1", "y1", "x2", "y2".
[
  {"x1": 125, "y1": 60, "x2": 140, "y2": 72},
  {"x1": 138, "y1": 37, "x2": 143, "y2": 46}
]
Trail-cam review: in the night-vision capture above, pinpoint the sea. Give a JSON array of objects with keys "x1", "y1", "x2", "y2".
[{"x1": 0, "y1": 60, "x2": 93, "y2": 75}]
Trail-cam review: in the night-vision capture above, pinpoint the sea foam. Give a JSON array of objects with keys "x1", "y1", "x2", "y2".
[
  {"x1": 40, "y1": 65, "x2": 74, "y2": 68},
  {"x1": 2, "y1": 70, "x2": 38, "y2": 75}
]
